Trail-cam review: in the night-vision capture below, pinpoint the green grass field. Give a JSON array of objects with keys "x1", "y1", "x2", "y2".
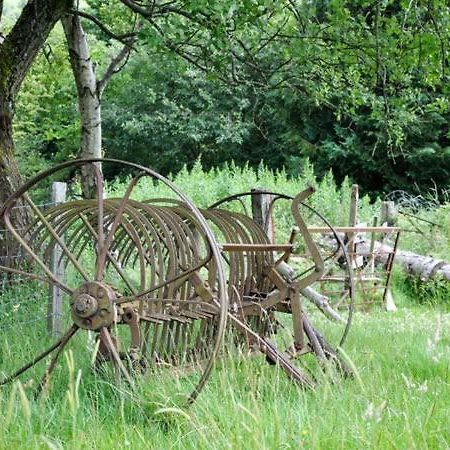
[{"x1": 0, "y1": 290, "x2": 449, "y2": 449}]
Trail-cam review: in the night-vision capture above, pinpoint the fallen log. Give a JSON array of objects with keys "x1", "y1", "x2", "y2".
[
  {"x1": 319, "y1": 230, "x2": 450, "y2": 283},
  {"x1": 300, "y1": 286, "x2": 346, "y2": 323},
  {"x1": 361, "y1": 240, "x2": 450, "y2": 282},
  {"x1": 276, "y1": 261, "x2": 346, "y2": 323}
]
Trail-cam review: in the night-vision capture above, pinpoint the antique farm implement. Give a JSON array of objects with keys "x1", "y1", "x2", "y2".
[{"x1": 0, "y1": 159, "x2": 353, "y2": 402}]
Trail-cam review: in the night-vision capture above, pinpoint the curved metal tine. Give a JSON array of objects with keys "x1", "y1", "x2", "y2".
[
  {"x1": 99, "y1": 327, "x2": 134, "y2": 386},
  {"x1": 78, "y1": 213, "x2": 137, "y2": 295},
  {"x1": 219, "y1": 209, "x2": 259, "y2": 296},
  {"x1": 3, "y1": 211, "x2": 73, "y2": 294},
  {"x1": 162, "y1": 209, "x2": 199, "y2": 291},
  {"x1": 115, "y1": 207, "x2": 213, "y2": 305},
  {"x1": 108, "y1": 209, "x2": 156, "y2": 295},
  {"x1": 32, "y1": 202, "x2": 93, "y2": 268},
  {"x1": 151, "y1": 206, "x2": 191, "y2": 301},
  {"x1": 217, "y1": 211, "x2": 250, "y2": 297},
  {"x1": 0, "y1": 264, "x2": 72, "y2": 295},
  {"x1": 23, "y1": 194, "x2": 90, "y2": 282},
  {"x1": 95, "y1": 172, "x2": 146, "y2": 281},
  {"x1": 35, "y1": 324, "x2": 79, "y2": 396},
  {"x1": 217, "y1": 209, "x2": 262, "y2": 294},
  {"x1": 0, "y1": 324, "x2": 79, "y2": 386},
  {"x1": 109, "y1": 203, "x2": 151, "y2": 297},
  {"x1": 63, "y1": 215, "x2": 96, "y2": 269},
  {"x1": 205, "y1": 211, "x2": 239, "y2": 298}
]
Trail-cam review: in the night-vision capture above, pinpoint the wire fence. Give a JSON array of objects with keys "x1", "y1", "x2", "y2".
[{"x1": 0, "y1": 183, "x2": 67, "y2": 336}]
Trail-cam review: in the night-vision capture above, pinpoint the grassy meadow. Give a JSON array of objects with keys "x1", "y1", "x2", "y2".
[{"x1": 0, "y1": 162, "x2": 449, "y2": 449}]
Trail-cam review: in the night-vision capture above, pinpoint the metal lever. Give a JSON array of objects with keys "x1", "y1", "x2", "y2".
[{"x1": 290, "y1": 186, "x2": 325, "y2": 289}]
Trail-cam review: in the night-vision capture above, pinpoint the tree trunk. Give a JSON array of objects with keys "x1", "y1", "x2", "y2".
[
  {"x1": 0, "y1": 97, "x2": 24, "y2": 219},
  {"x1": 0, "y1": 96, "x2": 31, "y2": 265},
  {"x1": 360, "y1": 239, "x2": 450, "y2": 283},
  {"x1": 0, "y1": 0, "x2": 72, "y2": 258},
  {"x1": 62, "y1": 14, "x2": 102, "y2": 199}
]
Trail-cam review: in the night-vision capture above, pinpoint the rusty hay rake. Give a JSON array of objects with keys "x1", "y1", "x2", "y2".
[{"x1": 0, "y1": 159, "x2": 354, "y2": 403}]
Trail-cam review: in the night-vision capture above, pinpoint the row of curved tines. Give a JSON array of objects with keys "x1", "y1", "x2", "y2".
[{"x1": 26, "y1": 198, "x2": 276, "y2": 362}]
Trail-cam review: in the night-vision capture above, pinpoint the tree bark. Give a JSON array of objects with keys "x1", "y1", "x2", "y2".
[
  {"x1": 323, "y1": 232, "x2": 450, "y2": 283},
  {"x1": 0, "y1": 0, "x2": 72, "y2": 238},
  {"x1": 62, "y1": 13, "x2": 135, "y2": 199},
  {"x1": 62, "y1": 14, "x2": 102, "y2": 199},
  {"x1": 359, "y1": 239, "x2": 450, "y2": 283},
  {"x1": 0, "y1": 0, "x2": 72, "y2": 266},
  {"x1": 0, "y1": 94, "x2": 30, "y2": 270}
]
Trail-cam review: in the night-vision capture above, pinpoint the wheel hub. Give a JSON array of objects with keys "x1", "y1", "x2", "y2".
[{"x1": 71, "y1": 281, "x2": 117, "y2": 330}]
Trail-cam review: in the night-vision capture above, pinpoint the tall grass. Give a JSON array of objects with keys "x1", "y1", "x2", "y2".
[
  {"x1": 0, "y1": 301, "x2": 449, "y2": 449},
  {"x1": 109, "y1": 158, "x2": 380, "y2": 229}
]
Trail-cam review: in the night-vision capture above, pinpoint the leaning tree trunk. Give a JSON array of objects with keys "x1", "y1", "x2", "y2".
[
  {"x1": 0, "y1": 0, "x2": 73, "y2": 262},
  {"x1": 62, "y1": 14, "x2": 102, "y2": 200},
  {"x1": 0, "y1": 95, "x2": 31, "y2": 265},
  {"x1": 0, "y1": 97, "x2": 25, "y2": 222}
]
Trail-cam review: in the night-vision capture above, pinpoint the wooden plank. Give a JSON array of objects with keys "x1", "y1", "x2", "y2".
[
  {"x1": 220, "y1": 243, "x2": 293, "y2": 252},
  {"x1": 320, "y1": 276, "x2": 382, "y2": 282},
  {"x1": 307, "y1": 226, "x2": 400, "y2": 233}
]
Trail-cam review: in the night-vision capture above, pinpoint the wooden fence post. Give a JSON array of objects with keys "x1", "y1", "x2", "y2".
[
  {"x1": 48, "y1": 182, "x2": 67, "y2": 337},
  {"x1": 380, "y1": 201, "x2": 397, "y2": 226},
  {"x1": 346, "y1": 184, "x2": 359, "y2": 241},
  {"x1": 345, "y1": 184, "x2": 359, "y2": 269},
  {"x1": 251, "y1": 188, "x2": 274, "y2": 242}
]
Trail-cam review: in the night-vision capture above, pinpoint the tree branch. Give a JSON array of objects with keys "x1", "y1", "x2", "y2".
[
  {"x1": 146, "y1": 16, "x2": 211, "y2": 74},
  {"x1": 97, "y1": 39, "x2": 135, "y2": 96},
  {"x1": 70, "y1": 9, "x2": 138, "y2": 47},
  {"x1": 119, "y1": 0, "x2": 152, "y2": 17},
  {"x1": 119, "y1": 0, "x2": 212, "y2": 26}
]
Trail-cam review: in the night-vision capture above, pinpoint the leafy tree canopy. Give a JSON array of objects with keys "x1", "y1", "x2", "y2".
[{"x1": 11, "y1": 0, "x2": 450, "y2": 198}]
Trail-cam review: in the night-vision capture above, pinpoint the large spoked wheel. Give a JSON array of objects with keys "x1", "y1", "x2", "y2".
[{"x1": 0, "y1": 159, "x2": 228, "y2": 403}]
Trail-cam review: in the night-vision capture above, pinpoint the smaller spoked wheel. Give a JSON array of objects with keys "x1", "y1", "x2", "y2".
[
  {"x1": 206, "y1": 189, "x2": 354, "y2": 382},
  {"x1": 0, "y1": 159, "x2": 228, "y2": 403}
]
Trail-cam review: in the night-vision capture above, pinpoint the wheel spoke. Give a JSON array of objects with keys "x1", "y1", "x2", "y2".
[
  {"x1": 3, "y1": 210, "x2": 73, "y2": 293},
  {"x1": 95, "y1": 173, "x2": 144, "y2": 281},
  {"x1": 0, "y1": 264, "x2": 73, "y2": 294},
  {"x1": 78, "y1": 213, "x2": 137, "y2": 294},
  {"x1": 93, "y1": 164, "x2": 105, "y2": 262},
  {"x1": 23, "y1": 194, "x2": 90, "y2": 281},
  {"x1": 99, "y1": 327, "x2": 134, "y2": 385},
  {"x1": 35, "y1": 324, "x2": 79, "y2": 396},
  {"x1": 0, "y1": 324, "x2": 79, "y2": 386}
]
